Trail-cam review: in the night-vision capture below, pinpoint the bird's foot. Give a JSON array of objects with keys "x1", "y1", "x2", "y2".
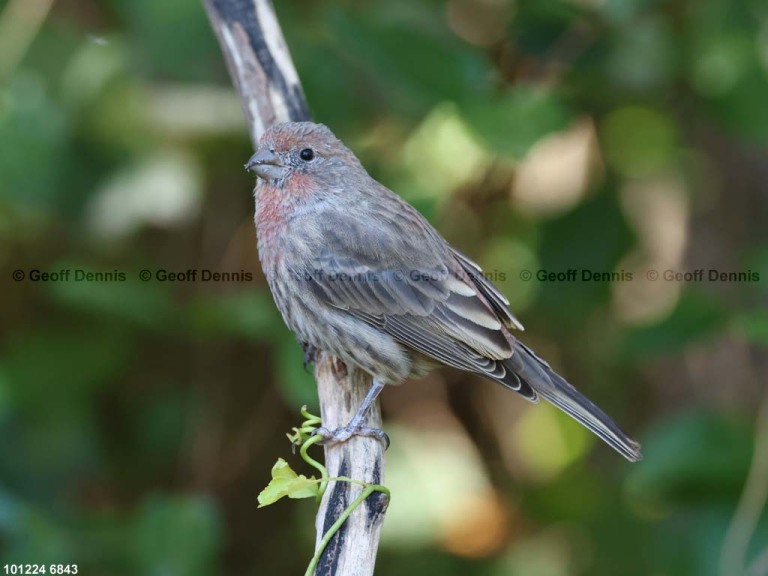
[
  {"x1": 313, "y1": 424, "x2": 390, "y2": 449},
  {"x1": 301, "y1": 342, "x2": 318, "y2": 372}
]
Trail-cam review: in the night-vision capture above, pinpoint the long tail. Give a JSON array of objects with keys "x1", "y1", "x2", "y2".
[{"x1": 500, "y1": 341, "x2": 642, "y2": 462}]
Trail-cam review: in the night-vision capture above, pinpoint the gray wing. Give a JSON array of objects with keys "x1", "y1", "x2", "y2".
[
  {"x1": 298, "y1": 207, "x2": 533, "y2": 395},
  {"x1": 449, "y1": 246, "x2": 525, "y2": 331}
]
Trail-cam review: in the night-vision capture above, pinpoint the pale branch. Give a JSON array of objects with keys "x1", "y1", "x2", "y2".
[
  {"x1": 203, "y1": 2, "x2": 388, "y2": 575},
  {"x1": 313, "y1": 354, "x2": 388, "y2": 576},
  {"x1": 204, "y1": 0, "x2": 309, "y2": 140}
]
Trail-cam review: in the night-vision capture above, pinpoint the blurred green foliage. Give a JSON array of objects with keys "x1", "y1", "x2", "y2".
[{"x1": 1, "y1": 0, "x2": 767, "y2": 574}]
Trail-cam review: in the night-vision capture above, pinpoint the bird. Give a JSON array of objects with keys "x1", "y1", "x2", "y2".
[{"x1": 245, "y1": 121, "x2": 642, "y2": 462}]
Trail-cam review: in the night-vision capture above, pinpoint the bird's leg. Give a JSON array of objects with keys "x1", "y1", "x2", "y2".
[
  {"x1": 301, "y1": 341, "x2": 318, "y2": 372},
  {"x1": 313, "y1": 378, "x2": 389, "y2": 448}
]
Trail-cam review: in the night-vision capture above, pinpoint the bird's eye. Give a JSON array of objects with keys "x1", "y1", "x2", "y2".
[{"x1": 299, "y1": 148, "x2": 314, "y2": 161}]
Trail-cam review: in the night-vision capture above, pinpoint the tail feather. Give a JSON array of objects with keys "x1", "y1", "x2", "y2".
[{"x1": 500, "y1": 342, "x2": 642, "y2": 462}]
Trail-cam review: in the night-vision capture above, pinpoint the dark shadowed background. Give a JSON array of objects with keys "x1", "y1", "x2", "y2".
[{"x1": 1, "y1": 0, "x2": 767, "y2": 574}]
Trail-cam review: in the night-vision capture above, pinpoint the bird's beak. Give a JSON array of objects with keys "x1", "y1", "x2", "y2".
[{"x1": 244, "y1": 150, "x2": 286, "y2": 181}]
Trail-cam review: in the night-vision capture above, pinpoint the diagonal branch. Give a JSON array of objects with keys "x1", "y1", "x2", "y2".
[
  {"x1": 203, "y1": 2, "x2": 387, "y2": 574},
  {"x1": 312, "y1": 355, "x2": 387, "y2": 576},
  {"x1": 203, "y1": 0, "x2": 309, "y2": 140}
]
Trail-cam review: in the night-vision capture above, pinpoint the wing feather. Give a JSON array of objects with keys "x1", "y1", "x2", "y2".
[
  {"x1": 449, "y1": 246, "x2": 525, "y2": 331},
  {"x1": 300, "y1": 210, "x2": 516, "y2": 373}
]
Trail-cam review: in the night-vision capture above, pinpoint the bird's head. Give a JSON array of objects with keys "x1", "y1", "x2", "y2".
[{"x1": 245, "y1": 122, "x2": 360, "y2": 187}]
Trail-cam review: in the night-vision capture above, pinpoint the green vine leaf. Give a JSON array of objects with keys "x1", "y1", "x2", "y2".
[
  {"x1": 257, "y1": 407, "x2": 391, "y2": 576},
  {"x1": 258, "y1": 458, "x2": 320, "y2": 507}
]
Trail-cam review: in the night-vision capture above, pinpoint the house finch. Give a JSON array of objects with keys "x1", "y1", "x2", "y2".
[{"x1": 246, "y1": 121, "x2": 642, "y2": 462}]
